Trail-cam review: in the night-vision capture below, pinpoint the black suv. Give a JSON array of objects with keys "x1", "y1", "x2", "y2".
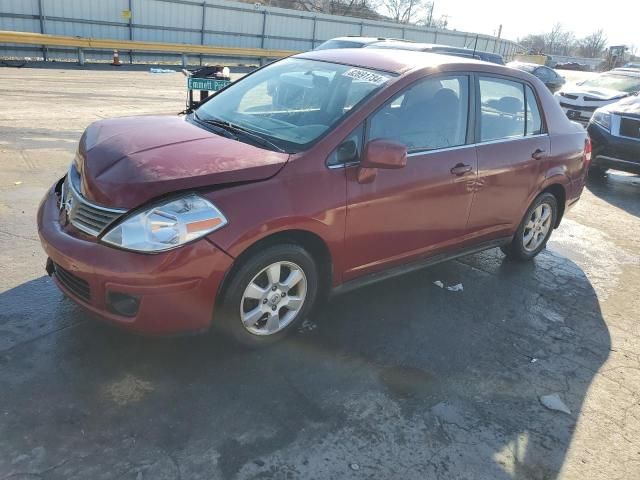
[{"x1": 588, "y1": 95, "x2": 640, "y2": 175}]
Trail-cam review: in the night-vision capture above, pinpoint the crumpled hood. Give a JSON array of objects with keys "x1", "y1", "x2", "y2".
[
  {"x1": 561, "y1": 84, "x2": 628, "y2": 101},
  {"x1": 77, "y1": 116, "x2": 289, "y2": 208},
  {"x1": 601, "y1": 94, "x2": 640, "y2": 116}
]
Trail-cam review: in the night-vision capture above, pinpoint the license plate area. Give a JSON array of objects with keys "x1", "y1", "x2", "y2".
[{"x1": 566, "y1": 109, "x2": 582, "y2": 120}]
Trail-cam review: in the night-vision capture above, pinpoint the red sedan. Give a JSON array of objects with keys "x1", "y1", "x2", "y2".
[{"x1": 38, "y1": 48, "x2": 590, "y2": 346}]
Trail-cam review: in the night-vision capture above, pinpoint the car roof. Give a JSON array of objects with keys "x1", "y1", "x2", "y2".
[
  {"x1": 606, "y1": 69, "x2": 640, "y2": 77},
  {"x1": 365, "y1": 40, "x2": 436, "y2": 51},
  {"x1": 296, "y1": 47, "x2": 491, "y2": 75},
  {"x1": 321, "y1": 37, "x2": 403, "y2": 45},
  {"x1": 508, "y1": 61, "x2": 542, "y2": 68},
  {"x1": 611, "y1": 67, "x2": 640, "y2": 74}
]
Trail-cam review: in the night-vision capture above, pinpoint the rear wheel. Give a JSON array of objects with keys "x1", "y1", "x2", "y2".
[
  {"x1": 216, "y1": 244, "x2": 318, "y2": 347},
  {"x1": 501, "y1": 192, "x2": 558, "y2": 261}
]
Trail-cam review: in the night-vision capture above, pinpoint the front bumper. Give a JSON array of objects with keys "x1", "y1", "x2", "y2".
[
  {"x1": 37, "y1": 185, "x2": 234, "y2": 335},
  {"x1": 587, "y1": 123, "x2": 640, "y2": 174}
]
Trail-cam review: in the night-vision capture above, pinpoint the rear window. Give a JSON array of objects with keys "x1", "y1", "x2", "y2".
[
  {"x1": 525, "y1": 85, "x2": 543, "y2": 135},
  {"x1": 479, "y1": 77, "x2": 526, "y2": 141},
  {"x1": 479, "y1": 78, "x2": 544, "y2": 141}
]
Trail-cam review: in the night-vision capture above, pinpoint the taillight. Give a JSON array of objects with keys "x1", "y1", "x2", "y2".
[{"x1": 584, "y1": 137, "x2": 592, "y2": 163}]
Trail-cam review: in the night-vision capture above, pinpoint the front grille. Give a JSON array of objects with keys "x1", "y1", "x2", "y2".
[
  {"x1": 53, "y1": 263, "x2": 91, "y2": 302},
  {"x1": 62, "y1": 167, "x2": 126, "y2": 237},
  {"x1": 620, "y1": 117, "x2": 640, "y2": 139}
]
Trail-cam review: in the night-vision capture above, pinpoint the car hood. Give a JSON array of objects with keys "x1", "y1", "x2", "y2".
[
  {"x1": 76, "y1": 116, "x2": 289, "y2": 208},
  {"x1": 601, "y1": 94, "x2": 640, "y2": 116},
  {"x1": 560, "y1": 84, "x2": 628, "y2": 101}
]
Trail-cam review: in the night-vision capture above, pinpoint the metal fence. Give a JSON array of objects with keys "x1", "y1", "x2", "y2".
[{"x1": 0, "y1": 0, "x2": 523, "y2": 64}]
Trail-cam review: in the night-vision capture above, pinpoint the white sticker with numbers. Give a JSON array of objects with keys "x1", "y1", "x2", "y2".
[{"x1": 343, "y1": 68, "x2": 389, "y2": 85}]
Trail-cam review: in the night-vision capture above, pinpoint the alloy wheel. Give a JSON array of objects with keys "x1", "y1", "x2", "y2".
[
  {"x1": 240, "y1": 261, "x2": 307, "y2": 336},
  {"x1": 522, "y1": 203, "x2": 552, "y2": 252}
]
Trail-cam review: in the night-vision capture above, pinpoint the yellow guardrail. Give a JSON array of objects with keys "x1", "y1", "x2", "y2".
[{"x1": 0, "y1": 30, "x2": 297, "y2": 59}]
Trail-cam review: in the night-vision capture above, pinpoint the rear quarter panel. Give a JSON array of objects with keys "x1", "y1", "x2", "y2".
[{"x1": 527, "y1": 76, "x2": 589, "y2": 209}]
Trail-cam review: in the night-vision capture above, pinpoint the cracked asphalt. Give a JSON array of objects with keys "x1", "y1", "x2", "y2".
[{"x1": 1, "y1": 65, "x2": 639, "y2": 480}]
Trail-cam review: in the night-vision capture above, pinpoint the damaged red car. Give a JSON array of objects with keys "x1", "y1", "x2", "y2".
[{"x1": 38, "y1": 48, "x2": 590, "y2": 346}]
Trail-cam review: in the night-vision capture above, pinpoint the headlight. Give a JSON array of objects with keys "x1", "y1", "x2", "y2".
[
  {"x1": 591, "y1": 110, "x2": 611, "y2": 132},
  {"x1": 101, "y1": 193, "x2": 227, "y2": 253}
]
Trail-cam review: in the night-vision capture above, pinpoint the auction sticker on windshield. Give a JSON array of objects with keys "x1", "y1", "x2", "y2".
[{"x1": 343, "y1": 68, "x2": 389, "y2": 85}]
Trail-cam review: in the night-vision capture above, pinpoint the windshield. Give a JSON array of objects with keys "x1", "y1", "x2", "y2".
[
  {"x1": 195, "y1": 58, "x2": 392, "y2": 152},
  {"x1": 579, "y1": 73, "x2": 640, "y2": 93}
]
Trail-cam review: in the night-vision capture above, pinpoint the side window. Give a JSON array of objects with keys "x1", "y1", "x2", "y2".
[
  {"x1": 525, "y1": 85, "x2": 543, "y2": 136},
  {"x1": 368, "y1": 76, "x2": 469, "y2": 152},
  {"x1": 479, "y1": 77, "x2": 525, "y2": 141},
  {"x1": 326, "y1": 124, "x2": 364, "y2": 167}
]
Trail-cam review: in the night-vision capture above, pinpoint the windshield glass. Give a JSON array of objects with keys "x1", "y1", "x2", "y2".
[
  {"x1": 579, "y1": 73, "x2": 640, "y2": 93},
  {"x1": 195, "y1": 58, "x2": 392, "y2": 152}
]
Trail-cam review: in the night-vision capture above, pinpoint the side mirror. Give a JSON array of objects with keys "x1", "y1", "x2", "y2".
[
  {"x1": 361, "y1": 139, "x2": 407, "y2": 169},
  {"x1": 357, "y1": 139, "x2": 407, "y2": 184}
]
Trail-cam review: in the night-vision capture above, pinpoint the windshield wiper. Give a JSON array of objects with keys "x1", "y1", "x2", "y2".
[
  {"x1": 192, "y1": 112, "x2": 238, "y2": 140},
  {"x1": 197, "y1": 115, "x2": 285, "y2": 153}
]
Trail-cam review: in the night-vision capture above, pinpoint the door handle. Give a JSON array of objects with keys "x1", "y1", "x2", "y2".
[
  {"x1": 532, "y1": 148, "x2": 546, "y2": 160},
  {"x1": 450, "y1": 163, "x2": 473, "y2": 176}
]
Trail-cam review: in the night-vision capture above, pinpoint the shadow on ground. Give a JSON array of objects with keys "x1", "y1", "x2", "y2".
[
  {"x1": 587, "y1": 170, "x2": 640, "y2": 218},
  {"x1": 0, "y1": 248, "x2": 609, "y2": 479}
]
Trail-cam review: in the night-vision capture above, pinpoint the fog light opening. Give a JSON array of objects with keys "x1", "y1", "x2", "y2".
[{"x1": 106, "y1": 291, "x2": 140, "y2": 317}]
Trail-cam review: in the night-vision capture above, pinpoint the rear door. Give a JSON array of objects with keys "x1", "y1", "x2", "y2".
[{"x1": 466, "y1": 76, "x2": 549, "y2": 240}]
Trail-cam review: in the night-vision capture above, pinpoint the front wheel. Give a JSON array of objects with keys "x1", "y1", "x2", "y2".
[
  {"x1": 501, "y1": 192, "x2": 558, "y2": 261},
  {"x1": 215, "y1": 244, "x2": 319, "y2": 347}
]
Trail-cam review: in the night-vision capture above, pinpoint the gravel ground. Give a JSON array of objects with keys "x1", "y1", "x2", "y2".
[{"x1": 0, "y1": 66, "x2": 639, "y2": 480}]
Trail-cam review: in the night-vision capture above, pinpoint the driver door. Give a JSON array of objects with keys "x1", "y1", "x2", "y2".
[{"x1": 342, "y1": 74, "x2": 478, "y2": 281}]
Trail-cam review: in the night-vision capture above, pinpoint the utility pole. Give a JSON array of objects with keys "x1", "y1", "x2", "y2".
[{"x1": 494, "y1": 24, "x2": 502, "y2": 53}]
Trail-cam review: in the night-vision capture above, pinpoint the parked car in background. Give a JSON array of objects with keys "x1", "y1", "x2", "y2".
[
  {"x1": 314, "y1": 36, "x2": 404, "y2": 50},
  {"x1": 365, "y1": 40, "x2": 504, "y2": 64},
  {"x1": 554, "y1": 62, "x2": 590, "y2": 71},
  {"x1": 318, "y1": 37, "x2": 504, "y2": 64},
  {"x1": 38, "y1": 49, "x2": 589, "y2": 346},
  {"x1": 507, "y1": 62, "x2": 565, "y2": 92},
  {"x1": 555, "y1": 69, "x2": 640, "y2": 126},
  {"x1": 426, "y1": 44, "x2": 504, "y2": 64},
  {"x1": 587, "y1": 94, "x2": 640, "y2": 175},
  {"x1": 622, "y1": 62, "x2": 640, "y2": 70}
]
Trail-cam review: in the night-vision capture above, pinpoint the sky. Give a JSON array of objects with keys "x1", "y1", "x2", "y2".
[{"x1": 429, "y1": 0, "x2": 639, "y2": 48}]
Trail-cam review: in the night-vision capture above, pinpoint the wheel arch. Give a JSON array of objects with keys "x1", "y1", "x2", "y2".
[
  {"x1": 216, "y1": 229, "x2": 333, "y2": 304},
  {"x1": 540, "y1": 183, "x2": 566, "y2": 228}
]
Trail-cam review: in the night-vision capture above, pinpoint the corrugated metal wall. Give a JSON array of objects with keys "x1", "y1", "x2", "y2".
[{"x1": 0, "y1": 0, "x2": 523, "y2": 64}]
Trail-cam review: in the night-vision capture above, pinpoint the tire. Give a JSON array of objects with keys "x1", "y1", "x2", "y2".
[
  {"x1": 215, "y1": 244, "x2": 319, "y2": 347},
  {"x1": 501, "y1": 192, "x2": 558, "y2": 261}
]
